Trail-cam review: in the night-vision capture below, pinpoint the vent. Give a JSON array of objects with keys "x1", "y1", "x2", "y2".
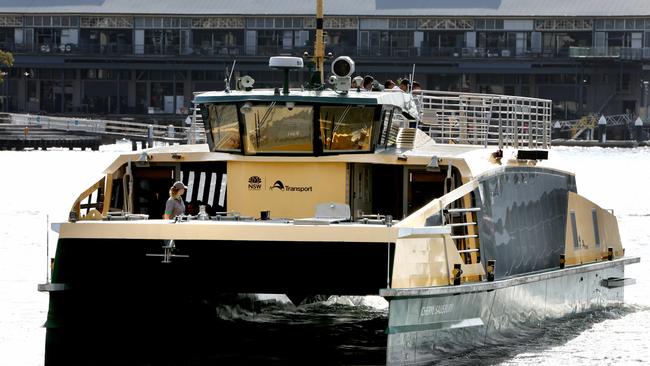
[{"x1": 396, "y1": 127, "x2": 417, "y2": 149}]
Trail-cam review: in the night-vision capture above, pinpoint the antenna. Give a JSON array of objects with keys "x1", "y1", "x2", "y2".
[
  {"x1": 409, "y1": 64, "x2": 416, "y2": 95},
  {"x1": 313, "y1": 0, "x2": 325, "y2": 84},
  {"x1": 224, "y1": 59, "x2": 237, "y2": 92},
  {"x1": 229, "y1": 60, "x2": 237, "y2": 84}
]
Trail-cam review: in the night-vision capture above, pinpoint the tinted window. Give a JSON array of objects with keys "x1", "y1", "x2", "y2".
[
  {"x1": 206, "y1": 104, "x2": 241, "y2": 152},
  {"x1": 242, "y1": 104, "x2": 313, "y2": 153},
  {"x1": 319, "y1": 106, "x2": 375, "y2": 151}
]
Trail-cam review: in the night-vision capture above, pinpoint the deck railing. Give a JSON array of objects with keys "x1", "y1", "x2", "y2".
[{"x1": 413, "y1": 90, "x2": 552, "y2": 149}]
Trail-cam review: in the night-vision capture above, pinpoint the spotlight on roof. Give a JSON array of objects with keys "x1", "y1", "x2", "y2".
[
  {"x1": 330, "y1": 56, "x2": 356, "y2": 94},
  {"x1": 331, "y1": 56, "x2": 355, "y2": 78}
]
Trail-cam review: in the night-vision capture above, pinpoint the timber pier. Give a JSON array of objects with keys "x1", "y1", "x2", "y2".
[
  {"x1": 0, "y1": 123, "x2": 102, "y2": 150},
  {"x1": 0, "y1": 112, "x2": 205, "y2": 151}
]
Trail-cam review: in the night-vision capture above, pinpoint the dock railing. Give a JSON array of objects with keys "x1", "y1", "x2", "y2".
[
  {"x1": 3, "y1": 113, "x2": 192, "y2": 144},
  {"x1": 414, "y1": 90, "x2": 552, "y2": 149}
]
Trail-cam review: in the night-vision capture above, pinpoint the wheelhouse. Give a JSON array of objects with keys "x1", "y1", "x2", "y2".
[{"x1": 195, "y1": 90, "x2": 416, "y2": 155}]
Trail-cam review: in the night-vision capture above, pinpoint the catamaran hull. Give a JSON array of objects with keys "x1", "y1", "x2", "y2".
[
  {"x1": 382, "y1": 258, "x2": 637, "y2": 365},
  {"x1": 42, "y1": 237, "x2": 394, "y2": 365}
]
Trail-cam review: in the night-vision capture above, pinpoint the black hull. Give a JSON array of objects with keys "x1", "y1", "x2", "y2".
[{"x1": 44, "y1": 238, "x2": 394, "y2": 365}]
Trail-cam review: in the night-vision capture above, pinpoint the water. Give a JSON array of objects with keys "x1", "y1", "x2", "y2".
[{"x1": 0, "y1": 146, "x2": 648, "y2": 365}]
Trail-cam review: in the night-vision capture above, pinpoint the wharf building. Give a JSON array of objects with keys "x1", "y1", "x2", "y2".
[{"x1": 0, "y1": 0, "x2": 650, "y2": 122}]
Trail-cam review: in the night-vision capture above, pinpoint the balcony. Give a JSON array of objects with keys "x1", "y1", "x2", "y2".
[
  {"x1": 1, "y1": 42, "x2": 134, "y2": 56},
  {"x1": 0, "y1": 41, "x2": 590, "y2": 62},
  {"x1": 569, "y1": 47, "x2": 650, "y2": 60},
  {"x1": 352, "y1": 46, "x2": 570, "y2": 60}
]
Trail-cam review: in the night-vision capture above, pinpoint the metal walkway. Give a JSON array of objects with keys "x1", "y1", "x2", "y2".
[{"x1": 554, "y1": 114, "x2": 634, "y2": 139}]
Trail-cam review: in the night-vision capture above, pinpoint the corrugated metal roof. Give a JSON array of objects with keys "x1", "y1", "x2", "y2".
[{"x1": 0, "y1": 0, "x2": 649, "y2": 17}]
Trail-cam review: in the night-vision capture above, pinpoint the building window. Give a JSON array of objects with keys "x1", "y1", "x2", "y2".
[
  {"x1": 80, "y1": 29, "x2": 132, "y2": 54},
  {"x1": 325, "y1": 30, "x2": 357, "y2": 49},
  {"x1": 418, "y1": 18, "x2": 473, "y2": 30},
  {"x1": 246, "y1": 17, "x2": 304, "y2": 29},
  {"x1": 388, "y1": 18, "x2": 417, "y2": 30},
  {"x1": 80, "y1": 16, "x2": 133, "y2": 29},
  {"x1": 135, "y1": 17, "x2": 190, "y2": 29},
  {"x1": 0, "y1": 15, "x2": 23, "y2": 27},
  {"x1": 150, "y1": 82, "x2": 183, "y2": 112},
  {"x1": 475, "y1": 19, "x2": 504, "y2": 30},
  {"x1": 193, "y1": 30, "x2": 244, "y2": 55},
  {"x1": 360, "y1": 18, "x2": 390, "y2": 30},
  {"x1": 596, "y1": 18, "x2": 646, "y2": 31},
  {"x1": 535, "y1": 19, "x2": 592, "y2": 31},
  {"x1": 542, "y1": 32, "x2": 592, "y2": 55},
  {"x1": 255, "y1": 29, "x2": 310, "y2": 55},
  {"x1": 303, "y1": 17, "x2": 358, "y2": 30},
  {"x1": 616, "y1": 73, "x2": 631, "y2": 92},
  {"x1": 144, "y1": 30, "x2": 180, "y2": 55},
  {"x1": 192, "y1": 17, "x2": 244, "y2": 29},
  {"x1": 24, "y1": 16, "x2": 79, "y2": 28}
]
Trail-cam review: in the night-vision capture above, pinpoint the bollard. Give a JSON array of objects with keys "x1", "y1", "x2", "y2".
[
  {"x1": 559, "y1": 254, "x2": 565, "y2": 269},
  {"x1": 167, "y1": 124, "x2": 175, "y2": 139},
  {"x1": 452, "y1": 264, "x2": 462, "y2": 286},
  {"x1": 147, "y1": 124, "x2": 154, "y2": 148},
  {"x1": 598, "y1": 115, "x2": 607, "y2": 143},
  {"x1": 486, "y1": 259, "x2": 495, "y2": 282},
  {"x1": 607, "y1": 247, "x2": 614, "y2": 261},
  {"x1": 131, "y1": 140, "x2": 138, "y2": 151}
]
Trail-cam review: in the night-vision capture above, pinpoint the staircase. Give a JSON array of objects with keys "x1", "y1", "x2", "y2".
[{"x1": 444, "y1": 194, "x2": 482, "y2": 278}]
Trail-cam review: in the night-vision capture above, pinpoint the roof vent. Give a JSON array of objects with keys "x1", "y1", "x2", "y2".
[{"x1": 396, "y1": 127, "x2": 417, "y2": 149}]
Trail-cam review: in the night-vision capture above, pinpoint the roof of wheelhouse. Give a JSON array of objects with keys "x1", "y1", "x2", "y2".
[{"x1": 193, "y1": 89, "x2": 414, "y2": 109}]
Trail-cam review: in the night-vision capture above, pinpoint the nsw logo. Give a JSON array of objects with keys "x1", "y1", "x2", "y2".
[{"x1": 248, "y1": 176, "x2": 262, "y2": 191}]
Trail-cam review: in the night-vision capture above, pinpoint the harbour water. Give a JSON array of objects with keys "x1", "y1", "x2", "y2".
[{"x1": 0, "y1": 146, "x2": 648, "y2": 365}]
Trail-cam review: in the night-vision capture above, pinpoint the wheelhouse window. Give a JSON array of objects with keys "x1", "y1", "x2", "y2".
[
  {"x1": 206, "y1": 104, "x2": 241, "y2": 151},
  {"x1": 241, "y1": 104, "x2": 313, "y2": 153},
  {"x1": 319, "y1": 106, "x2": 375, "y2": 151}
]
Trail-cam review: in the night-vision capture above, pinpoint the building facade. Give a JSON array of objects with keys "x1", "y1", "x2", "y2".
[{"x1": 1, "y1": 1, "x2": 650, "y2": 121}]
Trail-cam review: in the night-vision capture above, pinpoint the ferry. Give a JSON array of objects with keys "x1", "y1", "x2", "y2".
[{"x1": 40, "y1": 6, "x2": 639, "y2": 366}]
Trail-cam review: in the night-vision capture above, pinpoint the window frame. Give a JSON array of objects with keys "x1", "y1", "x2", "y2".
[{"x1": 201, "y1": 101, "x2": 383, "y2": 156}]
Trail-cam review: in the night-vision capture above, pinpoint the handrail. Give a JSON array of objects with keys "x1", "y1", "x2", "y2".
[
  {"x1": 414, "y1": 90, "x2": 552, "y2": 148},
  {"x1": 70, "y1": 176, "x2": 105, "y2": 220},
  {"x1": 396, "y1": 179, "x2": 479, "y2": 228}
]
